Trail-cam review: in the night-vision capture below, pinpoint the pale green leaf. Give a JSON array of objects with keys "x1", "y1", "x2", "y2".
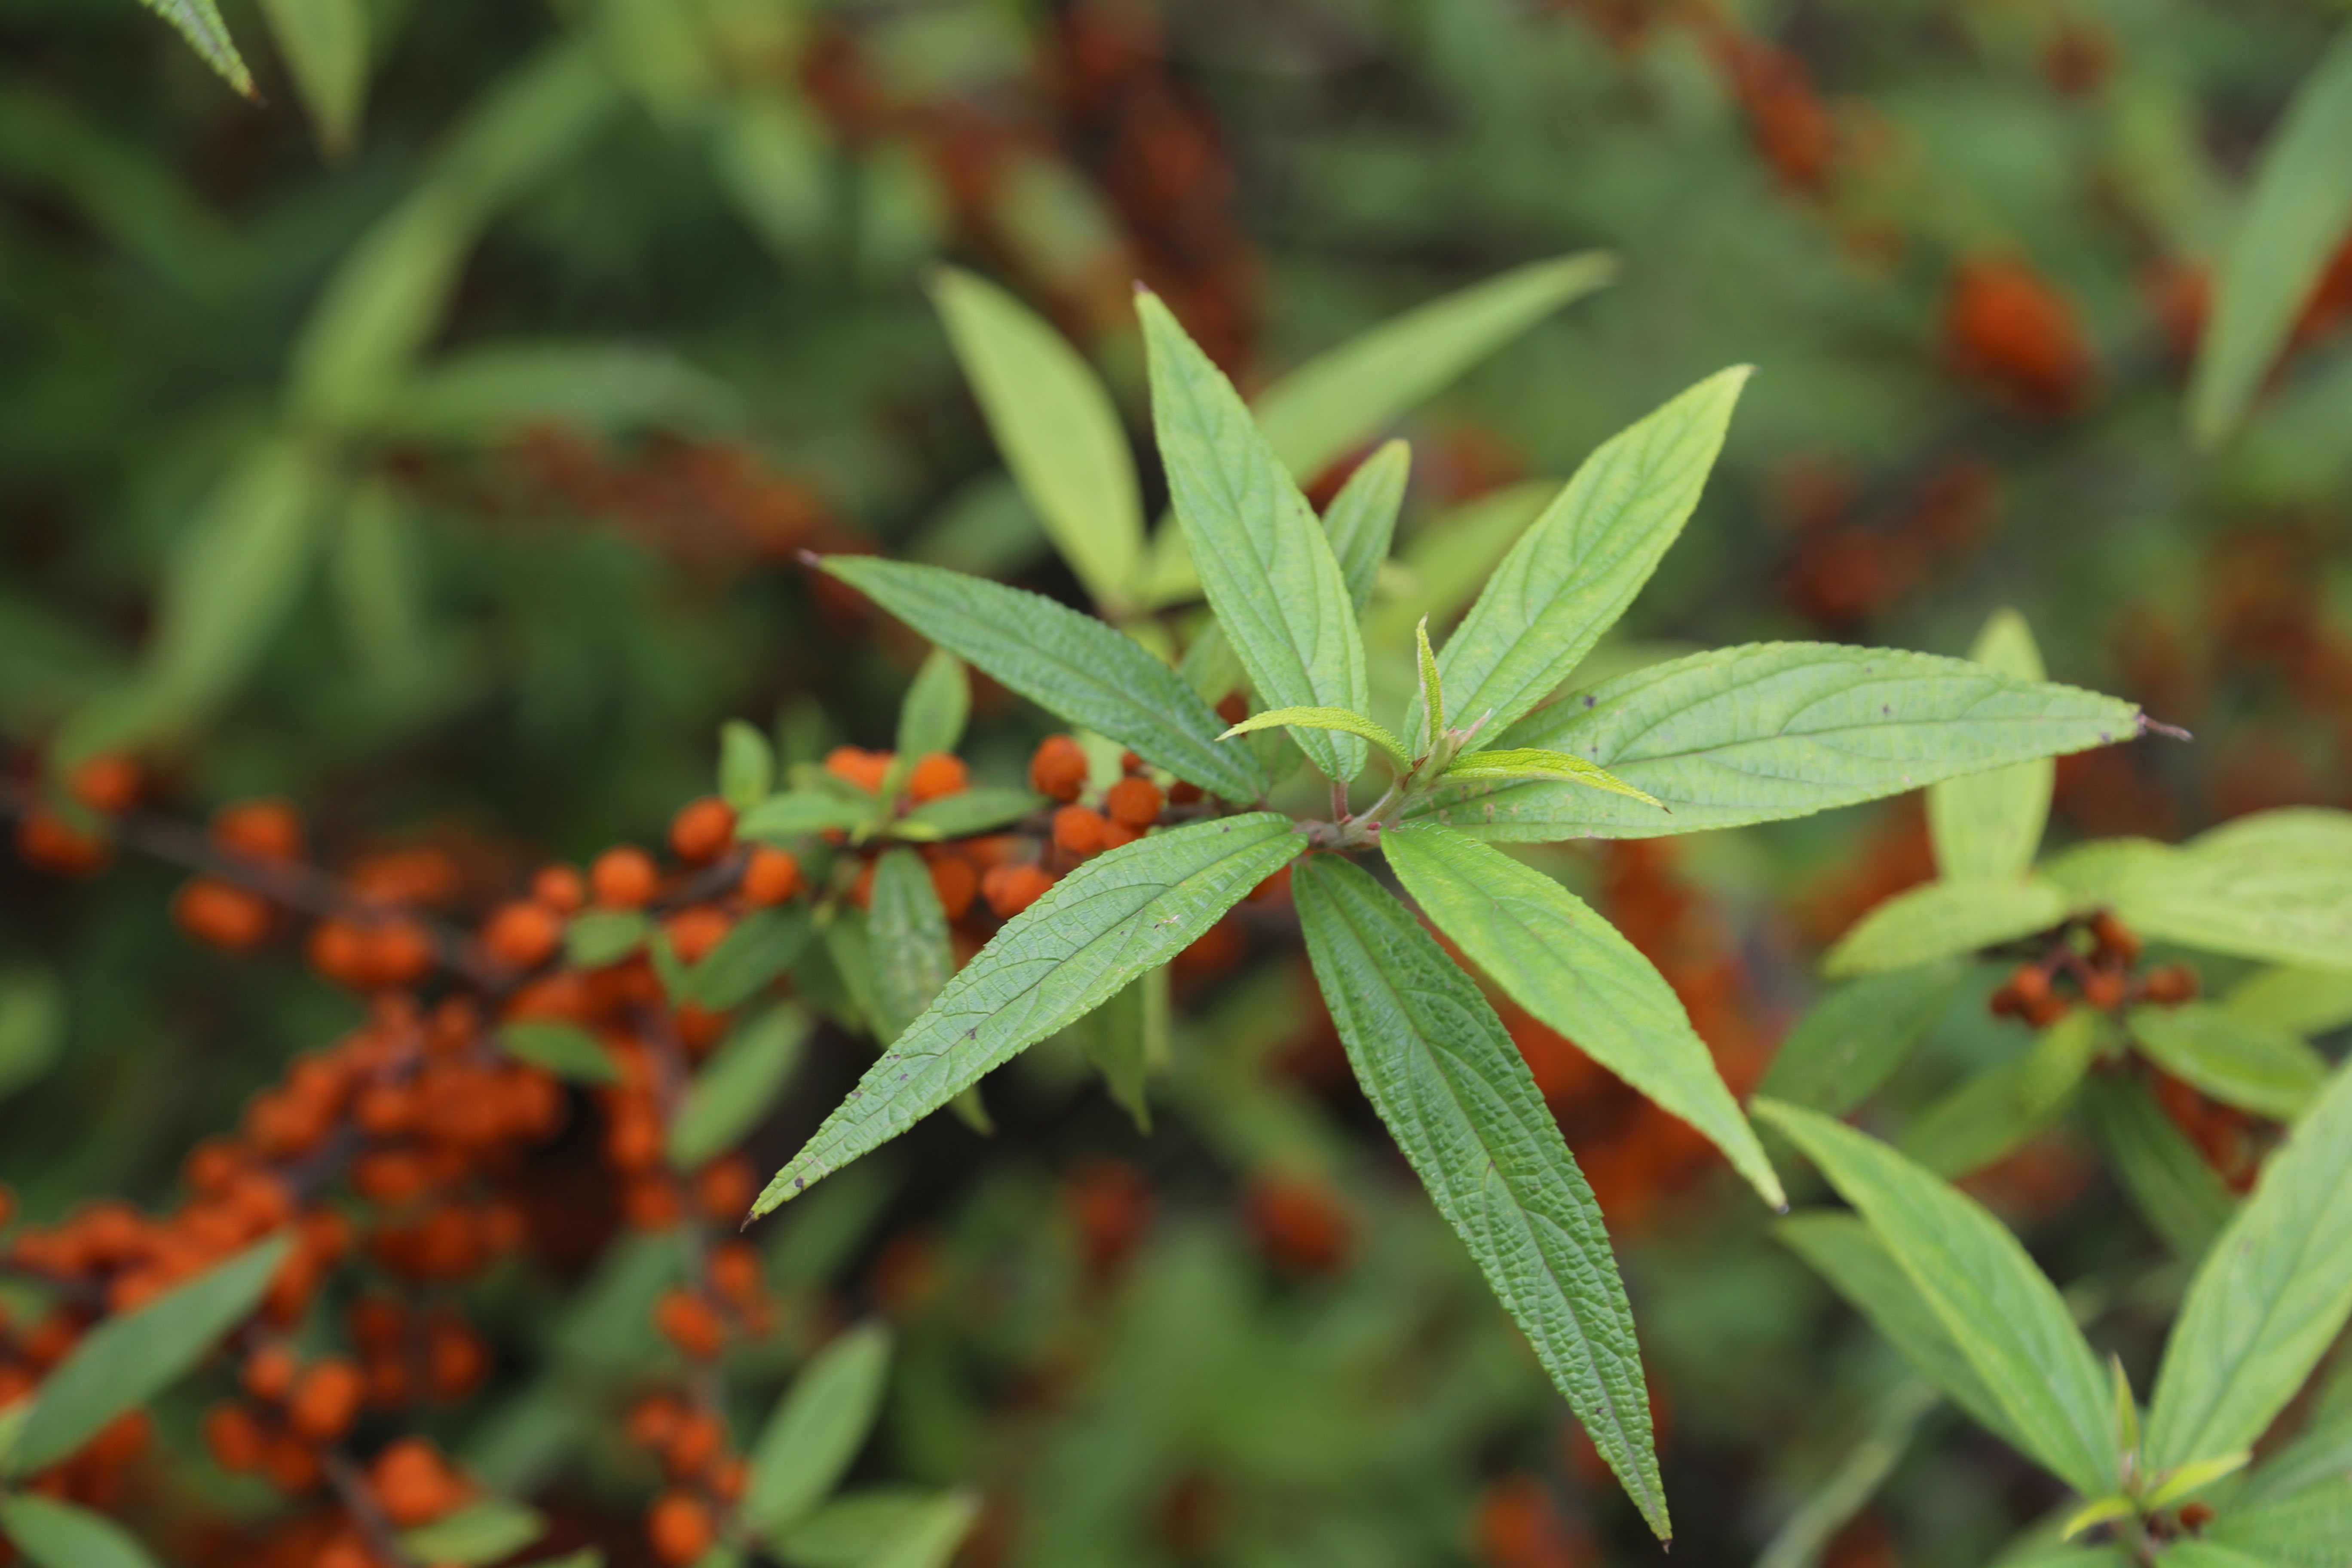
[
  {"x1": 2190, "y1": 24, "x2": 2352, "y2": 447},
  {"x1": 1900, "y1": 1009, "x2": 2104, "y2": 1177},
  {"x1": 2146, "y1": 1061, "x2": 2352, "y2": 1473},
  {"x1": 858, "y1": 1490, "x2": 980, "y2": 1568},
  {"x1": 744, "y1": 1323, "x2": 894, "y2": 1538},
  {"x1": 2043, "y1": 810, "x2": 2352, "y2": 972},
  {"x1": 777, "y1": 1491, "x2": 945, "y2": 1568},
  {"x1": 1929, "y1": 609, "x2": 2052, "y2": 882},
  {"x1": 2082, "y1": 1076, "x2": 2235, "y2": 1261},
  {"x1": 669, "y1": 1006, "x2": 809, "y2": 1170},
  {"x1": 2159, "y1": 1542, "x2": 2299, "y2": 1568},
  {"x1": 1415, "y1": 615, "x2": 1446, "y2": 735},
  {"x1": 932, "y1": 268, "x2": 1143, "y2": 609},
  {"x1": 258, "y1": 0, "x2": 369, "y2": 156},
  {"x1": 1755, "y1": 964, "x2": 1965, "y2": 1115},
  {"x1": 753, "y1": 815, "x2": 1302, "y2": 1215},
  {"x1": 1825, "y1": 879, "x2": 2069, "y2": 978},
  {"x1": 1292, "y1": 854, "x2": 1668, "y2": 1540},
  {"x1": 10, "y1": 1234, "x2": 291, "y2": 1476},
  {"x1": 1384, "y1": 823, "x2": 1782, "y2": 1207},
  {"x1": 2227, "y1": 965, "x2": 2352, "y2": 1037},
  {"x1": 564, "y1": 910, "x2": 648, "y2": 969},
  {"x1": 1400, "y1": 643, "x2": 2144, "y2": 842},
  {"x1": 1755, "y1": 1101, "x2": 2118, "y2": 1497},
  {"x1": 738, "y1": 791, "x2": 875, "y2": 842},
  {"x1": 137, "y1": 0, "x2": 255, "y2": 98},
  {"x1": 2129, "y1": 1004, "x2": 2328, "y2": 1122},
  {"x1": 0, "y1": 1494, "x2": 162, "y2": 1568},
  {"x1": 0, "y1": 964, "x2": 65, "y2": 1104},
  {"x1": 498, "y1": 1020, "x2": 620, "y2": 1085},
  {"x1": 719, "y1": 721, "x2": 775, "y2": 812},
  {"x1": 2144, "y1": 1450, "x2": 2251, "y2": 1512},
  {"x1": 398, "y1": 1498, "x2": 547, "y2": 1566},
  {"x1": 895, "y1": 648, "x2": 969, "y2": 761},
  {"x1": 2058, "y1": 1496, "x2": 2133, "y2": 1541},
  {"x1": 717, "y1": 92, "x2": 827, "y2": 262},
  {"x1": 1439, "y1": 747, "x2": 1664, "y2": 809},
  {"x1": 818, "y1": 556, "x2": 1265, "y2": 804},
  {"x1": 895, "y1": 789, "x2": 1044, "y2": 840},
  {"x1": 1219, "y1": 705, "x2": 1411, "y2": 772},
  {"x1": 2210, "y1": 1482, "x2": 2352, "y2": 1566},
  {"x1": 1142, "y1": 291, "x2": 1368, "y2": 782},
  {"x1": 869, "y1": 850, "x2": 952, "y2": 1046},
  {"x1": 1323, "y1": 440, "x2": 1410, "y2": 612},
  {"x1": 1411, "y1": 368, "x2": 1749, "y2": 753},
  {"x1": 690, "y1": 906, "x2": 813, "y2": 1013}
]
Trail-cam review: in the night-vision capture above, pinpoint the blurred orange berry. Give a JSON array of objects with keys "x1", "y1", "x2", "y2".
[
  {"x1": 592, "y1": 846, "x2": 659, "y2": 909},
  {"x1": 908, "y1": 753, "x2": 968, "y2": 802},
  {"x1": 202, "y1": 1403, "x2": 263, "y2": 1472},
  {"x1": 371, "y1": 1438, "x2": 467, "y2": 1527},
  {"x1": 931, "y1": 853, "x2": 978, "y2": 919},
  {"x1": 655, "y1": 1287, "x2": 725, "y2": 1360},
  {"x1": 667, "y1": 906, "x2": 733, "y2": 965},
  {"x1": 288, "y1": 1359, "x2": 364, "y2": 1440},
  {"x1": 15, "y1": 806, "x2": 108, "y2": 876},
  {"x1": 670, "y1": 797, "x2": 737, "y2": 863},
  {"x1": 1106, "y1": 777, "x2": 1163, "y2": 827},
  {"x1": 532, "y1": 864, "x2": 587, "y2": 913},
  {"x1": 741, "y1": 846, "x2": 802, "y2": 905},
  {"x1": 824, "y1": 747, "x2": 893, "y2": 793},
  {"x1": 69, "y1": 754, "x2": 139, "y2": 815},
  {"x1": 213, "y1": 799, "x2": 303, "y2": 862},
  {"x1": 983, "y1": 863, "x2": 1052, "y2": 919},
  {"x1": 175, "y1": 878, "x2": 271, "y2": 951},
  {"x1": 484, "y1": 900, "x2": 561, "y2": 970},
  {"x1": 1054, "y1": 805, "x2": 1107, "y2": 856},
  {"x1": 648, "y1": 1492, "x2": 714, "y2": 1565},
  {"x1": 1099, "y1": 821, "x2": 1142, "y2": 851},
  {"x1": 1029, "y1": 735, "x2": 1089, "y2": 802}
]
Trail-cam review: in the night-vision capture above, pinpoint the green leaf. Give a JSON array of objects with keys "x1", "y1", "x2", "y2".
[
  {"x1": 1754, "y1": 1380, "x2": 1936, "y2": 1568},
  {"x1": 1824, "y1": 879, "x2": 2068, "y2": 978},
  {"x1": 2227, "y1": 965, "x2": 2352, "y2": 1038},
  {"x1": 668, "y1": 1006, "x2": 810, "y2": 1170},
  {"x1": 1219, "y1": 706, "x2": 1411, "y2": 772},
  {"x1": 0, "y1": 1494, "x2": 162, "y2": 1568},
  {"x1": 1362, "y1": 481, "x2": 1554, "y2": 650},
  {"x1": 2156, "y1": 1543, "x2": 2294, "y2": 1568},
  {"x1": 720, "y1": 722, "x2": 776, "y2": 812},
  {"x1": 1322, "y1": 441, "x2": 1410, "y2": 612},
  {"x1": 1140, "y1": 291, "x2": 1369, "y2": 783},
  {"x1": 2145, "y1": 1060, "x2": 2352, "y2": 1473},
  {"x1": 2081, "y1": 1076, "x2": 2235, "y2": 1261},
  {"x1": 780, "y1": 1490, "x2": 980, "y2": 1568},
  {"x1": 932, "y1": 268, "x2": 1144, "y2": 609},
  {"x1": 1776, "y1": 1213, "x2": 2031, "y2": 1455},
  {"x1": 689, "y1": 906, "x2": 812, "y2": 1013},
  {"x1": 372, "y1": 344, "x2": 735, "y2": 440},
  {"x1": 1059, "y1": 968, "x2": 1167, "y2": 1133},
  {"x1": 868, "y1": 850, "x2": 952, "y2": 1046},
  {"x1": 565, "y1": 910, "x2": 649, "y2": 969},
  {"x1": 398, "y1": 1498, "x2": 547, "y2": 1566},
  {"x1": 2129, "y1": 1004, "x2": 2328, "y2": 1122},
  {"x1": 136, "y1": 0, "x2": 256, "y2": 98},
  {"x1": 1253, "y1": 253, "x2": 1617, "y2": 484},
  {"x1": 1756, "y1": 964, "x2": 1965, "y2": 1115},
  {"x1": 894, "y1": 648, "x2": 970, "y2": 761},
  {"x1": 817, "y1": 557, "x2": 1265, "y2": 804},
  {"x1": 894, "y1": 789, "x2": 1044, "y2": 840},
  {"x1": 1899, "y1": 1009, "x2": 2104, "y2": 1177},
  {"x1": 258, "y1": 0, "x2": 368, "y2": 156},
  {"x1": 10, "y1": 1233, "x2": 291, "y2": 1476},
  {"x1": 744, "y1": 1323, "x2": 894, "y2": 1538},
  {"x1": 1402, "y1": 642, "x2": 2144, "y2": 842},
  {"x1": 2144, "y1": 1451, "x2": 2251, "y2": 1512},
  {"x1": 2209, "y1": 1482, "x2": 2352, "y2": 1566},
  {"x1": 1929, "y1": 609, "x2": 2053, "y2": 882},
  {"x1": 2190, "y1": 24, "x2": 2352, "y2": 447},
  {"x1": 2058, "y1": 1496, "x2": 2133, "y2": 1542},
  {"x1": 738, "y1": 791, "x2": 875, "y2": 842},
  {"x1": 1412, "y1": 368, "x2": 1749, "y2": 753},
  {"x1": 857, "y1": 1491, "x2": 980, "y2": 1568},
  {"x1": 753, "y1": 815, "x2": 1302, "y2": 1215},
  {"x1": 1754, "y1": 1100, "x2": 2118, "y2": 1497},
  {"x1": 1415, "y1": 615, "x2": 1446, "y2": 736},
  {"x1": 1383, "y1": 823, "x2": 1782, "y2": 1207},
  {"x1": 2231, "y1": 1403, "x2": 2352, "y2": 1511},
  {"x1": 498, "y1": 1020, "x2": 620, "y2": 1085},
  {"x1": 0, "y1": 964, "x2": 65, "y2": 1104},
  {"x1": 1439, "y1": 747, "x2": 1664, "y2": 809},
  {"x1": 2044, "y1": 810, "x2": 2352, "y2": 973},
  {"x1": 1292, "y1": 854, "x2": 1668, "y2": 1540},
  {"x1": 819, "y1": 914, "x2": 879, "y2": 1037}
]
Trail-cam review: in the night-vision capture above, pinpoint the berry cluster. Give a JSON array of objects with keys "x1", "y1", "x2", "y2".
[{"x1": 1986, "y1": 911, "x2": 2195, "y2": 1026}]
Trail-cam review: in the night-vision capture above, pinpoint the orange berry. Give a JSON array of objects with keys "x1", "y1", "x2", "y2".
[
  {"x1": 667, "y1": 906, "x2": 733, "y2": 965},
  {"x1": 1168, "y1": 780, "x2": 1203, "y2": 805},
  {"x1": 483, "y1": 900, "x2": 560, "y2": 970},
  {"x1": 982, "y1": 863, "x2": 1053, "y2": 919},
  {"x1": 371, "y1": 1437, "x2": 466, "y2": 1527},
  {"x1": 908, "y1": 753, "x2": 968, "y2": 802},
  {"x1": 363, "y1": 919, "x2": 436, "y2": 988},
  {"x1": 69, "y1": 754, "x2": 139, "y2": 815},
  {"x1": 669, "y1": 797, "x2": 737, "y2": 863},
  {"x1": 175, "y1": 878, "x2": 271, "y2": 951},
  {"x1": 213, "y1": 799, "x2": 303, "y2": 862},
  {"x1": 654, "y1": 1288, "x2": 725, "y2": 1360},
  {"x1": 1214, "y1": 693, "x2": 1247, "y2": 725},
  {"x1": 2010, "y1": 965, "x2": 2050, "y2": 1004},
  {"x1": 713, "y1": 1457, "x2": 749, "y2": 1504},
  {"x1": 648, "y1": 1492, "x2": 714, "y2": 1565},
  {"x1": 1120, "y1": 749, "x2": 1145, "y2": 774},
  {"x1": 592, "y1": 846, "x2": 659, "y2": 908},
  {"x1": 2143, "y1": 964, "x2": 2199, "y2": 1005},
  {"x1": 15, "y1": 806, "x2": 108, "y2": 876},
  {"x1": 930, "y1": 854, "x2": 977, "y2": 920},
  {"x1": 2091, "y1": 911, "x2": 2143, "y2": 966},
  {"x1": 1029, "y1": 735, "x2": 1088, "y2": 802},
  {"x1": 1105, "y1": 777, "x2": 1163, "y2": 828},
  {"x1": 709, "y1": 1240, "x2": 763, "y2": 1308},
  {"x1": 741, "y1": 846, "x2": 802, "y2": 905},
  {"x1": 1099, "y1": 821, "x2": 1141, "y2": 851},
  {"x1": 824, "y1": 747, "x2": 893, "y2": 794},
  {"x1": 242, "y1": 1343, "x2": 297, "y2": 1403},
  {"x1": 288, "y1": 1359, "x2": 364, "y2": 1440},
  {"x1": 202, "y1": 1403, "x2": 263, "y2": 1472},
  {"x1": 425, "y1": 1313, "x2": 488, "y2": 1401},
  {"x1": 308, "y1": 919, "x2": 371, "y2": 988},
  {"x1": 663, "y1": 1409, "x2": 723, "y2": 1479},
  {"x1": 695, "y1": 1158, "x2": 754, "y2": 1225},
  {"x1": 2083, "y1": 969, "x2": 2128, "y2": 1011},
  {"x1": 628, "y1": 1394, "x2": 686, "y2": 1452},
  {"x1": 1053, "y1": 805, "x2": 1107, "y2": 856},
  {"x1": 532, "y1": 864, "x2": 586, "y2": 913}
]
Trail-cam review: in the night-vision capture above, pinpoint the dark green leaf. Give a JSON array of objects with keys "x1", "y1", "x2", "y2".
[
  {"x1": 894, "y1": 789, "x2": 1044, "y2": 840},
  {"x1": 372, "y1": 344, "x2": 734, "y2": 440},
  {"x1": 1403, "y1": 643, "x2": 2144, "y2": 842},
  {"x1": 1756, "y1": 964, "x2": 1965, "y2": 1115},
  {"x1": 2081, "y1": 1076, "x2": 2235, "y2": 1261},
  {"x1": 1899, "y1": 1010, "x2": 2103, "y2": 1177},
  {"x1": 1824, "y1": 880, "x2": 2068, "y2": 978},
  {"x1": 0, "y1": 1494, "x2": 162, "y2": 1568},
  {"x1": 564, "y1": 910, "x2": 648, "y2": 970},
  {"x1": 2129, "y1": 1003, "x2": 2328, "y2": 1122},
  {"x1": 0, "y1": 963, "x2": 65, "y2": 1103},
  {"x1": 1412, "y1": 368, "x2": 1749, "y2": 753},
  {"x1": 1929, "y1": 609, "x2": 2052, "y2": 882},
  {"x1": 820, "y1": 914, "x2": 880, "y2": 1036},
  {"x1": 136, "y1": 0, "x2": 255, "y2": 98},
  {"x1": 398, "y1": 1498, "x2": 547, "y2": 1566},
  {"x1": 1292, "y1": 854, "x2": 1668, "y2": 1540},
  {"x1": 689, "y1": 906, "x2": 812, "y2": 1013},
  {"x1": 257, "y1": 0, "x2": 368, "y2": 156},
  {"x1": 1058, "y1": 968, "x2": 1167, "y2": 1133},
  {"x1": 818, "y1": 556, "x2": 1266, "y2": 804},
  {"x1": 744, "y1": 1323, "x2": 894, "y2": 1538},
  {"x1": 1383, "y1": 823, "x2": 1782, "y2": 1206},
  {"x1": 895, "y1": 648, "x2": 970, "y2": 761},
  {"x1": 1141, "y1": 291, "x2": 1369, "y2": 782},
  {"x1": 10, "y1": 1233, "x2": 291, "y2": 1476},
  {"x1": 753, "y1": 815, "x2": 1302, "y2": 1215},
  {"x1": 498, "y1": 1020, "x2": 620, "y2": 1085},
  {"x1": 720, "y1": 721, "x2": 776, "y2": 812},
  {"x1": 669, "y1": 1007, "x2": 810, "y2": 1170}
]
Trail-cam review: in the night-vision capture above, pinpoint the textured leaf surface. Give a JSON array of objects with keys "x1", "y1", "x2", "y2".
[
  {"x1": 1401, "y1": 643, "x2": 2143, "y2": 842},
  {"x1": 1219, "y1": 706, "x2": 1411, "y2": 772},
  {"x1": 1755, "y1": 1101, "x2": 2117, "y2": 1497},
  {"x1": 753, "y1": 815, "x2": 1302, "y2": 1215},
  {"x1": 1142, "y1": 291, "x2": 1367, "y2": 781},
  {"x1": 1756, "y1": 964, "x2": 1964, "y2": 1115},
  {"x1": 1825, "y1": 879, "x2": 2069, "y2": 977},
  {"x1": 2129, "y1": 1003, "x2": 2327, "y2": 1122},
  {"x1": 744, "y1": 1323, "x2": 894, "y2": 1537},
  {"x1": 11, "y1": 1234, "x2": 291, "y2": 1476},
  {"x1": 1384, "y1": 824, "x2": 1781, "y2": 1207},
  {"x1": 2045, "y1": 810, "x2": 2352, "y2": 972},
  {"x1": 2082, "y1": 1076, "x2": 2235, "y2": 1261},
  {"x1": 1292, "y1": 855, "x2": 1667, "y2": 1539},
  {"x1": 138, "y1": 0, "x2": 255, "y2": 98},
  {"x1": 819, "y1": 556, "x2": 1265, "y2": 803},
  {"x1": 1321, "y1": 440, "x2": 1410, "y2": 612},
  {"x1": 2147, "y1": 1061, "x2": 2352, "y2": 1472},
  {"x1": 0, "y1": 1495, "x2": 162, "y2": 1568},
  {"x1": 1929, "y1": 609, "x2": 2052, "y2": 881},
  {"x1": 933, "y1": 269, "x2": 1143, "y2": 607},
  {"x1": 2190, "y1": 24, "x2": 2352, "y2": 447},
  {"x1": 869, "y1": 849, "x2": 953, "y2": 1045},
  {"x1": 669, "y1": 1007, "x2": 808, "y2": 1170},
  {"x1": 1440, "y1": 747, "x2": 1663, "y2": 808},
  {"x1": 1412, "y1": 368, "x2": 1748, "y2": 751}
]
